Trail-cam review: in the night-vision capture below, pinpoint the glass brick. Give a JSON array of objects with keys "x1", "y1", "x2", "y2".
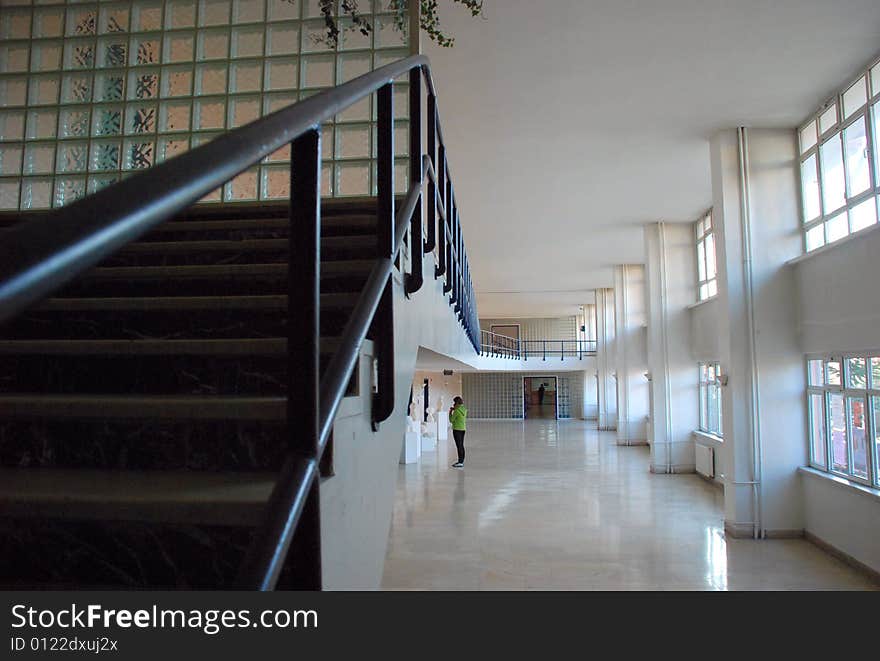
[
  {"x1": 260, "y1": 165, "x2": 290, "y2": 199},
  {"x1": 336, "y1": 96, "x2": 370, "y2": 123},
  {"x1": 0, "y1": 143, "x2": 23, "y2": 175},
  {"x1": 193, "y1": 99, "x2": 225, "y2": 130},
  {"x1": 0, "y1": 9, "x2": 31, "y2": 41},
  {"x1": 92, "y1": 106, "x2": 123, "y2": 136},
  {"x1": 374, "y1": 14, "x2": 406, "y2": 49},
  {"x1": 66, "y1": 6, "x2": 97, "y2": 37},
  {"x1": 33, "y1": 7, "x2": 65, "y2": 39},
  {"x1": 128, "y1": 70, "x2": 159, "y2": 100},
  {"x1": 339, "y1": 17, "x2": 373, "y2": 51},
  {"x1": 197, "y1": 28, "x2": 230, "y2": 60},
  {"x1": 88, "y1": 174, "x2": 120, "y2": 194},
  {"x1": 195, "y1": 63, "x2": 227, "y2": 95},
  {"x1": 234, "y1": 0, "x2": 265, "y2": 23},
  {"x1": 394, "y1": 158, "x2": 407, "y2": 194},
  {"x1": 225, "y1": 167, "x2": 258, "y2": 201},
  {"x1": 199, "y1": 0, "x2": 231, "y2": 27},
  {"x1": 90, "y1": 140, "x2": 121, "y2": 171},
  {"x1": 335, "y1": 160, "x2": 370, "y2": 196},
  {"x1": 302, "y1": 0, "x2": 326, "y2": 18},
  {"x1": 0, "y1": 111, "x2": 25, "y2": 141},
  {"x1": 267, "y1": 23, "x2": 299, "y2": 55},
  {"x1": 159, "y1": 101, "x2": 191, "y2": 132},
  {"x1": 131, "y1": 35, "x2": 160, "y2": 66},
  {"x1": 95, "y1": 72, "x2": 125, "y2": 102},
  {"x1": 54, "y1": 177, "x2": 87, "y2": 208},
  {"x1": 62, "y1": 73, "x2": 93, "y2": 104},
  {"x1": 264, "y1": 57, "x2": 298, "y2": 90},
  {"x1": 96, "y1": 36, "x2": 128, "y2": 68},
  {"x1": 21, "y1": 177, "x2": 53, "y2": 209},
  {"x1": 165, "y1": 0, "x2": 197, "y2": 30},
  {"x1": 268, "y1": 0, "x2": 300, "y2": 22},
  {"x1": 265, "y1": 144, "x2": 290, "y2": 163},
  {"x1": 393, "y1": 84, "x2": 408, "y2": 119},
  {"x1": 228, "y1": 95, "x2": 260, "y2": 127},
  {"x1": 124, "y1": 139, "x2": 155, "y2": 170},
  {"x1": 321, "y1": 124, "x2": 333, "y2": 158},
  {"x1": 230, "y1": 60, "x2": 262, "y2": 93},
  {"x1": 231, "y1": 26, "x2": 264, "y2": 58},
  {"x1": 25, "y1": 109, "x2": 57, "y2": 140},
  {"x1": 161, "y1": 66, "x2": 193, "y2": 97},
  {"x1": 28, "y1": 75, "x2": 60, "y2": 106},
  {"x1": 57, "y1": 141, "x2": 89, "y2": 173},
  {"x1": 321, "y1": 162, "x2": 332, "y2": 196},
  {"x1": 24, "y1": 143, "x2": 55, "y2": 174},
  {"x1": 302, "y1": 19, "x2": 335, "y2": 53},
  {"x1": 31, "y1": 42, "x2": 63, "y2": 72},
  {"x1": 0, "y1": 180, "x2": 19, "y2": 209},
  {"x1": 59, "y1": 107, "x2": 91, "y2": 139},
  {"x1": 301, "y1": 54, "x2": 334, "y2": 88},
  {"x1": 125, "y1": 104, "x2": 157, "y2": 135},
  {"x1": 338, "y1": 52, "x2": 370, "y2": 83},
  {"x1": 132, "y1": 1, "x2": 163, "y2": 33},
  {"x1": 164, "y1": 32, "x2": 194, "y2": 63},
  {"x1": 157, "y1": 136, "x2": 189, "y2": 162},
  {"x1": 336, "y1": 123, "x2": 370, "y2": 159},
  {"x1": 373, "y1": 48, "x2": 407, "y2": 70},
  {"x1": 63, "y1": 39, "x2": 95, "y2": 69},
  {"x1": 394, "y1": 121, "x2": 408, "y2": 157},
  {"x1": 0, "y1": 44, "x2": 29, "y2": 73},
  {"x1": 99, "y1": 2, "x2": 130, "y2": 34},
  {"x1": 263, "y1": 92, "x2": 296, "y2": 115}
]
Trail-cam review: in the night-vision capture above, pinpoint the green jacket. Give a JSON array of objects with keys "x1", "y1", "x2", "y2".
[{"x1": 450, "y1": 405, "x2": 468, "y2": 431}]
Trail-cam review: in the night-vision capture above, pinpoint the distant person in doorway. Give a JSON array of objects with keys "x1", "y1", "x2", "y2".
[
  {"x1": 449, "y1": 396, "x2": 468, "y2": 468},
  {"x1": 538, "y1": 383, "x2": 546, "y2": 406}
]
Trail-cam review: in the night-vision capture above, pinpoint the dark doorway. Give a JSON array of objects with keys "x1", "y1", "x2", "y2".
[
  {"x1": 523, "y1": 376, "x2": 558, "y2": 420},
  {"x1": 423, "y1": 378, "x2": 429, "y2": 422}
]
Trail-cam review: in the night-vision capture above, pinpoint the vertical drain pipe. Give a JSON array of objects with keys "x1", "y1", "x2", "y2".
[
  {"x1": 736, "y1": 127, "x2": 764, "y2": 540},
  {"x1": 658, "y1": 222, "x2": 674, "y2": 473}
]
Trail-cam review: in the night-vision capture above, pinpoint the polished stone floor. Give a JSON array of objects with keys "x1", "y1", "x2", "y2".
[{"x1": 381, "y1": 420, "x2": 878, "y2": 590}]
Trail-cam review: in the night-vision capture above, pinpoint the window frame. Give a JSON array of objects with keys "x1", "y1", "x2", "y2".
[
  {"x1": 694, "y1": 209, "x2": 718, "y2": 302},
  {"x1": 798, "y1": 56, "x2": 880, "y2": 253},
  {"x1": 698, "y1": 361, "x2": 723, "y2": 438},
  {"x1": 806, "y1": 353, "x2": 880, "y2": 488}
]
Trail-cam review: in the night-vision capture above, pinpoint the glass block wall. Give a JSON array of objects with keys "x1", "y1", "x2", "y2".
[
  {"x1": 461, "y1": 372, "x2": 585, "y2": 419},
  {"x1": 0, "y1": 0, "x2": 411, "y2": 210}
]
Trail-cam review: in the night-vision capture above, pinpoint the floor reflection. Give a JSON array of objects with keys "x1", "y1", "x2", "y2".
[{"x1": 382, "y1": 419, "x2": 877, "y2": 591}]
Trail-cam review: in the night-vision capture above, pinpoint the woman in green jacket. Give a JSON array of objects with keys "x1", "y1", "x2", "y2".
[{"x1": 449, "y1": 396, "x2": 468, "y2": 468}]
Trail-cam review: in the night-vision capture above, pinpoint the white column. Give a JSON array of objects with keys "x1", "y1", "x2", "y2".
[
  {"x1": 595, "y1": 288, "x2": 617, "y2": 430},
  {"x1": 582, "y1": 301, "x2": 599, "y2": 419},
  {"x1": 644, "y1": 223, "x2": 699, "y2": 473},
  {"x1": 710, "y1": 128, "x2": 806, "y2": 538},
  {"x1": 613, "y1": 265, "x2": 649, "y2": 445}
]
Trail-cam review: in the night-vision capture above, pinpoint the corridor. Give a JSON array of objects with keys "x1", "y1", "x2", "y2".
[{"x1": 381, "y1": 420, "x2": 877, "y2": 590}]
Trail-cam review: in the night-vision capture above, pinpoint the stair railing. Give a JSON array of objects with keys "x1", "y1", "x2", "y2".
[
  {"x1": 479, "y1": 330, "x2": 598, "y2": 360},
  {"x1": 0, "y1": 54, "x2": 479, "y2": 590}
]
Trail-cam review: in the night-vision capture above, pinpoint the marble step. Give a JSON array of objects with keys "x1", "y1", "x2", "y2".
[
  {"x1": 0, "y1": 394, "x2": 287, "y2": 421},
  {"x1": 143, "y1": 214, "x2": 376, "y2": 241},
  {"x1": 33, "y1": 293, "x2": 358, "y2": 312},
  {"x1": 0, "y1": 468, "x2": 274, "y2": 525},
  {"x1": 0, "y1": 337, "x2": 354, "y2": 395},
  {"x1": 100, "y1": 235, "x2": 374, "y2": 267},
  {"x1": 58, "y1": 261, "x2": 373, "y2": 297}
]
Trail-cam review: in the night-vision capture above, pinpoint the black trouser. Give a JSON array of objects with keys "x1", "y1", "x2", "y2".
[{"x1": 452, "y1": 429, "x2": 465, "y2": 463}]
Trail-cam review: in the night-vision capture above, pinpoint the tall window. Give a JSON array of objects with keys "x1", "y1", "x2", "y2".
[
  {"x1": 695, "y1": 210, "x2": 717, "y2": 301},
  {"x1": 799, "y1": 57, "x2": 880, "y2": 252},
  {"x1": 698, "y1": 362, "x2": 723, "y2": 437},
  {"x1": 806, "y1": 355, "x2": 880, "y2": 487}
]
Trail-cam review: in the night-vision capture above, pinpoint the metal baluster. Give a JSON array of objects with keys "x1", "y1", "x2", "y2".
[
  {"x1": 425, "y1": 92, "x2": 437, "y2": 253},
  {"x1": 405, "y1": 68, "x2": 423, "y2": 296},
  {"x1": 372, "y1": 83, "x2": 395, "y2": 428}
]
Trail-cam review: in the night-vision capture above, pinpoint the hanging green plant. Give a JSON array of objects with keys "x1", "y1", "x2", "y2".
[{"x1": 308, "y1": 0, "x2": 484, "y2": 49}]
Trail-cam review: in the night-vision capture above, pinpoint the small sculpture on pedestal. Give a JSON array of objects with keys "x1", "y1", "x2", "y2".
[{"x1": 408, "y1": 394, "x2": 422, "y2": 433}]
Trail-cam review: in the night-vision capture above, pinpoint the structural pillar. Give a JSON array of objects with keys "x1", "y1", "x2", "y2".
[
  {"x1": 595, "y1": 288, "x2": 617, "y2": 430},
  {"x1": 613, "y1": 265, "x2": 649, "y2": 445}
]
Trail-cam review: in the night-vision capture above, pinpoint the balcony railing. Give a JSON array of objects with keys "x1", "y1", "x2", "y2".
[{"x1": 480, "y1": 330, "x2": 596, "y2": 361}]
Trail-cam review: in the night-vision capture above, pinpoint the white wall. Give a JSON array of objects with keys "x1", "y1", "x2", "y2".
[
  {"x1": 794, "y1": 225, "x2": 880, "y2": 354},
  {"x1": 689, "y1": 298, "x2": 722, "y2": 363}
]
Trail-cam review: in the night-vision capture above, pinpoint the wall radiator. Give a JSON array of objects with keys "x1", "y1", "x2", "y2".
[{"x1": 695, "y1": 443, "x2": 715, "y2": 478}]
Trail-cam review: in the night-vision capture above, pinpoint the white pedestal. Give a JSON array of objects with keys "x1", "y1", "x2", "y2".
[
  {"x1": 436, "y1": 411, "x2": 449, "y2": 441},
  {"x1": 421, "y1": 432, "x2": 436, "y2": 451},
  {"x1": 400, "y1": 429, "x2": 421, "y2": 464}
]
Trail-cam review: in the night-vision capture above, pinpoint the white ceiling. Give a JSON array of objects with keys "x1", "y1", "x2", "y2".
[{"x1": 423, "y1": 0, "x2": 880, "y2": 318}]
